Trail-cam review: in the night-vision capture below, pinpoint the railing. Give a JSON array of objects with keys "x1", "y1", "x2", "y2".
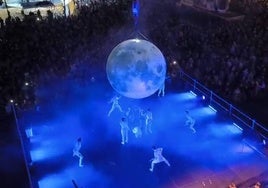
[
  {"x1": 10, "y1": 102, "x2": 34, "y2": 188},
  {"x1": 179, "y1": 70, "x2": 268, "y2": 140}
]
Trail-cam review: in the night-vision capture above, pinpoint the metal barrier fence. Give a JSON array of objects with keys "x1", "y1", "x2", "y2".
[
  {"x1": 179, "y1": 70, "x2": 268, "y2": 139},
  {"x1": 10, "y1": 102, "x2": 34, "y2": 188}
]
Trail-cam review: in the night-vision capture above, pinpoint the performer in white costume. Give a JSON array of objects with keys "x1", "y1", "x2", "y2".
[
  {"x1": 145, "y1": 108, "x2": 153, "y2": 134},
  {"x1": 108, "y1": 95, "x2": 123, "y2": 117},
  {"x1": 131, "y1": 106, "x2": 144, "y2": 138},
  {"x1": 120, "y1": 117, "x2": 130, "y2": 145},
  {"x1": 73, "y1": 137, "x2": 84, "y2": 167},
  {"x1": 185, "y1": 110, "x2": 196, "y2": 133},
  {"x1": 158, "y1": 81, "x2": 165, "y2": 97},
  {"x1": 149, "y1": 146, "x2": 170, "y2": 172}
]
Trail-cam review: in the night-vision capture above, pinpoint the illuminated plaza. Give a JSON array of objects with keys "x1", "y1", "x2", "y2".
[{"x1": 0, "y1": 0, "x2": 267, "y2": 187}]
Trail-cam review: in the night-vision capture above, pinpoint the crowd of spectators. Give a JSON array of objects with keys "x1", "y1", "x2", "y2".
[
  {"x1": 0, "y1": 0, "x2": 132, "y2": 111},
  {"x1": 144, "y1": 1, "x2": 267, "y2": 107},
  {"x1": 0, "y1": 0, "x2": 267, "y2": 120},
  {"x1": 0, "y1": 0, "x2": 267, "y2": 186}
]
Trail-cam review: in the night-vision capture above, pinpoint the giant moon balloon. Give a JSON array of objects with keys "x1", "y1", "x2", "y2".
[{"x1": 106, "y1": 39, "x2": 166, "y2": 99}]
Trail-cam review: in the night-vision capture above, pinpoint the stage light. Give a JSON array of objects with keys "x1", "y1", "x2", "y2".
[
  {"x1": 208, "y1": 105, "x2": 217, "y2": 112},
  {"x1": 133, "y1": 38, "x2": 141, "y2": 43},
  {"x1": 173, "y1": 61, "x2": 177, "y2": 65},
  {"x1": 25, "y1": 82, "x2": 29, "y2": 86},
  {"x1": 10, "y1": 99, "x2": 14, "y2": 103},
  {"x1": 202, "y1": 95, "x2": 205, "y2": 100},
  {"x1": 189, "y1": 90, "x2": 197, "y2": 97},
  {"x1": 233, "y1": 122, "x2": 243, "y2": 131}
]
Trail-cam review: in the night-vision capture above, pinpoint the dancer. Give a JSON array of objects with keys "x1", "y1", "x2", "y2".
[
  {"x1": 149, "y1": 146, "x2": 170, "y2": 172},
  {"x1": 138, "y1": 107, "x2": 146, "y2": 129},
  {"x1": 131, "y1": 106, "x2": 144, "y2": 137},
  {"x1": 108, "y1": 95, "x2": 123, "y2": 117},
  {"x1": 73, "y1": 137, "x2": 84, "y2": 167},
  {"x1": 120, "y1": 117, "x2": 130, "y2": 145},
  {"x1": 145, "y1": 108, "x2": 153, "y2": 134},
  {"x1": 126, "y1": 107, "x2": 136, "y2": 129},
  {"x1": 185, "y1": 110, "x2": 196, "y2": 133},
  {"x1": 158, "y1": 81, "x2": 165, "y2": 97},
  {"x1": 125, "y1": 107, "x2": 131, "y2": 117},
  {"x1": 125, "y1": 107, "x2": 133, "y2": 123}
]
